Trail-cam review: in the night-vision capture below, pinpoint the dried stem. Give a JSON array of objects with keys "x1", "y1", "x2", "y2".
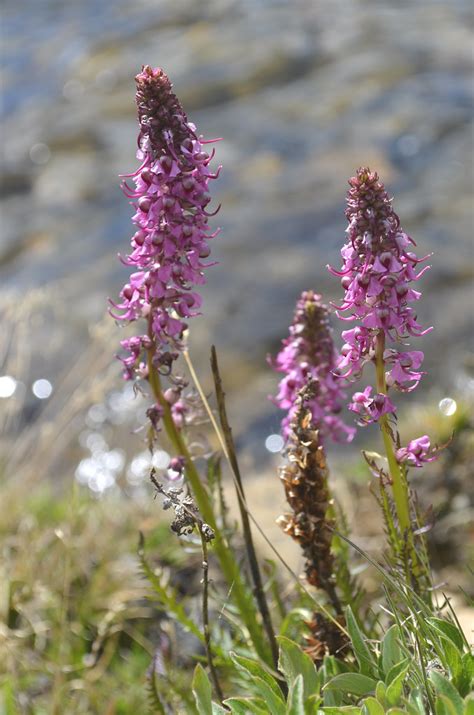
[
  {"x1": 210, "y1": 346, "x2": 280, "y2": 674},
  {"x1": 148, "y1": 476, "x2": 225, "y2": 703},
  {"x1": 198, "y1": 524, "x2": 226, "y2": 705}
]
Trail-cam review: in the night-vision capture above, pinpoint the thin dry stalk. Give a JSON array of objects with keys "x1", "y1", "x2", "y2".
[{"x1": 210, "y1": 346, "x2": 280, "y2": 674}]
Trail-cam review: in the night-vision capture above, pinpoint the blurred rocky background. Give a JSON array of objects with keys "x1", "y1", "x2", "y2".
[{"x1": 1, "y1": 1, "x2": 473, "y2": 588}]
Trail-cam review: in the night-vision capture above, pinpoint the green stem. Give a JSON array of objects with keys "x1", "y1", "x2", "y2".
[
  {"x1": 146, "y1": 348, "x2": 271, "y2": 666},
  {"x1": 374, "y1": 331, "x2": 411, "y2": 535}
]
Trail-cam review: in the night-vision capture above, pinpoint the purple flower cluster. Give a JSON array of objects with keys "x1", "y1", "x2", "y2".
[
  {"x1": 395, "y1": 435, "x2": 438, "y2": 468},
  {"x1": 271, "y1": 291, "x2": 355, "y2": 444},
  {"x1": 329, "y1": 168, "x2": 431, "y2": 387},
  {"x1": 329, "y1": 168, "x2": 435, "y2": 466},
  {"x1": 110, "y1": 66, "x2": 221, "y2": 379},
  {"x1": 348, "y1": 386, "x2": 395, "y2": 425}
]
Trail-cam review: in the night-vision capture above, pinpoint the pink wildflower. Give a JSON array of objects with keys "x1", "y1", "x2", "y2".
[
  {"x1": 271, "y1": 291, "x2": 355, "y2": 443},
  {"x1": 110, "y1": 65, "x2": 221, "y2": 378},
  {"x1": 384, "y1": 349, "x2": 425, "y2": 392},
  {"x1": 395, "y1": 435, "x2": 438, "y2": 467},
  {"x1": 328, "y1": 167, "x2": 432, "y2": 389},
  {"x1": 348, "y1": 386, "x2": 396, "y2": 425},
  {"x1": 329, "y1": 169, "x2": 439, "y2": 468}
]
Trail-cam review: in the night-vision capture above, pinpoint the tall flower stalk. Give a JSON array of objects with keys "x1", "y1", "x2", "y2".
[
  {"x1": 110, "y1": 66, "x2": 272, "y2": 667},
  {"x1": 273, "y1": 291, "x2": 360, "y2": 645},
  {"x1": 329, "y1": 167, "x2": 438, "y2": 580},
  {"x1": 110, "y1": 65, "x2": 222, "y2": 386}
]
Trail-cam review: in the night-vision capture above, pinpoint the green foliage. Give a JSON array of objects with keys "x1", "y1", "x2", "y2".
[
  {"x1": 286, "y1": 674, "x2": 305, "y2": 714},
  {"x1": 191, "y1": 639, "x2": 323, "y2": 714},
  {"x1": 361, "y1": 696, "x2": 385, "y2": 715},
  {"x1": 230, "y1": 652, "x2": 286, "y2": 714},
  {"x1": 138, "y1": 532, "x2": 204, "y2": 644},
  {"x1": 146, "y1": 663, "x2": 167, "y2": 715},
  {"x1": 324, "y1": 673, "x2": 378, "y2": 697},
  {"x1": 427, "y1": 617, "x2": 466, "y2": 652},
  {"x1": 192, "y1": 663, "x2": 213, "y2": 715},
  {"x1": 277, "y1": 635, "x2": 319, "y2": 699},
  {"x1": 381, "y1": 625, "x2": 403, "y2": 676},
  {"x1": 4, "y1": 469, "x2": 472, "y2": 715},
  {"x1": 189, "y1": 629, "x2": 472, "y2": 715},
  {"x1": 429, "y1": 672, "x2": 464, "y2": 715},
  {"x1": 1, "y1": 483, "x2": 173, "y2": 713},
  {"x1": 345, "y1": 606, "x2": 378, "y2": 678},
  {"x1": 224, "y1": 697, "x2": 269, "y2": 714},
  {"x1": 2, "y1": 375, "x2": 472, "y2": 715}
]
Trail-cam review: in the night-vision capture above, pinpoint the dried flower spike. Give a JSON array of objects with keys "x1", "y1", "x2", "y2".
[
  {"x1": 304, "y1": 612, "x2": 349, "y2": 666},
  {"x1": 277, "y1": 380, "x2": 342, "y2": 613},
  {"x1": 271, "y1": 291, "x2": 355, "y2": 444},
  {"x1": 277, "y1": 381, "x2": 349, "y2": 663}
]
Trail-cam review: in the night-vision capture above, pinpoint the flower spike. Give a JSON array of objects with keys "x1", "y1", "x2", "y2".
[
  {"x1": 270, "y1": 291, "x2": 355, "y2": 444},
  {"x1": 110, "y1": 66, "x2": 221, "y2": 380}
]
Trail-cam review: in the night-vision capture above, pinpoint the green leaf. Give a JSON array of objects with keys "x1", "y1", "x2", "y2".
[
  {"x1": 224, "y1": 697, "x2": 268, "y2": 714},
  {"x1": 457, "y1": 652, "x2": 474, "y2": 697},
  {"x1": 427, "y1": 618, "x2": 465, "y2": 652},
  {"x1": 192, "y1": 664, "x2": 213, "y2": 715},
  {"x1": 435, "y1": 694, "x2": 462, "y2": 715},
  {"x1": 280, "y1": 608, "x2": 313, "y2": 639},
  {"x1": 212, "y1": 704, "x2": 228, "y2": 715},
  {"x1": 346, "y1": 606, "x2": 377, "y2": 677},
  {"x1": 318, "y1": 708, "x2": 361, "y2": 714},
  {"x1": 407, "y1": 687, "x2": 426, "y2": 715},
  {"x1": 321, "y1": 654, "x2": 345, "y2": 680},
  {"x1": 305, "y1": 693, "x2": 322, "y2": 714},
  {"x1": 430, "y1": 672, "x2": 464, "y2": 715},
  {"x1": 250, "y1": 679, "x2": 286, "y2": 715},
  {"x1": 361, "y1": 696, "x2": 384, "y2": 715},
  {"x1": 277, "y1": 636, "x2": 319, "y2": 700},
  {"x1": 138, "y1": 540, "x2": 205, "y2": 643},
  {"x1": 385, "y1": 661, "x2": 410, "y2": 706},
  {"x1": 400, "y1": 703, "x2": 425, "y2": 715},
  {"x1": 325, "y1": 673, "x2": 377, "y2": 697},
  {"x1": 375, "y1": 681, "x2": 386, "y2": 705},
  {"x1": 386, "y1": 709, "x2": 407, "y2": 714},
  {"x1": 230, "y1": 653, "x2": 284, "y2": 701},
  {"x1": 439, "y1": 637, "x2": 463, "y2": 682},
  {"x1": 1, "y1": 681, "x2": 19, "y2": 715},
  {"x1": 464, "y1": 695, "x2": 474, "y2": 715},
  {"x1": 385, "y1": 658, "x2": 410, "y2": 687},
  {"x1": 382, "y1": 625, "x2": 402, "y2": 676},
  {"x1": 286, "y1": 674, "x2": 305, "y2": 714}
]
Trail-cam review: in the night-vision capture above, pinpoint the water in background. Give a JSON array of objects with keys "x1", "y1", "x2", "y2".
[{"x1": 1, "y1": 0, "x2": 473, "y2": 460}]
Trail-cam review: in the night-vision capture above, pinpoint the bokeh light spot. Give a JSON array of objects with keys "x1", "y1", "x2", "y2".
[
  {"x1": 438, "y1": 397, "x2": 457, "y2": 416},
  {"x1": 29, "y1": 142, "x2": 51, "y2": 165},
  {"x1": 0, "y1": 375, "x2": 17, "y2": 398},
  {"x1": 32, "y1": 379, "x2": 53, "y2": 399},
  {"x1": 265, "y1": 433, "x2": 284, "y2": 453}
]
